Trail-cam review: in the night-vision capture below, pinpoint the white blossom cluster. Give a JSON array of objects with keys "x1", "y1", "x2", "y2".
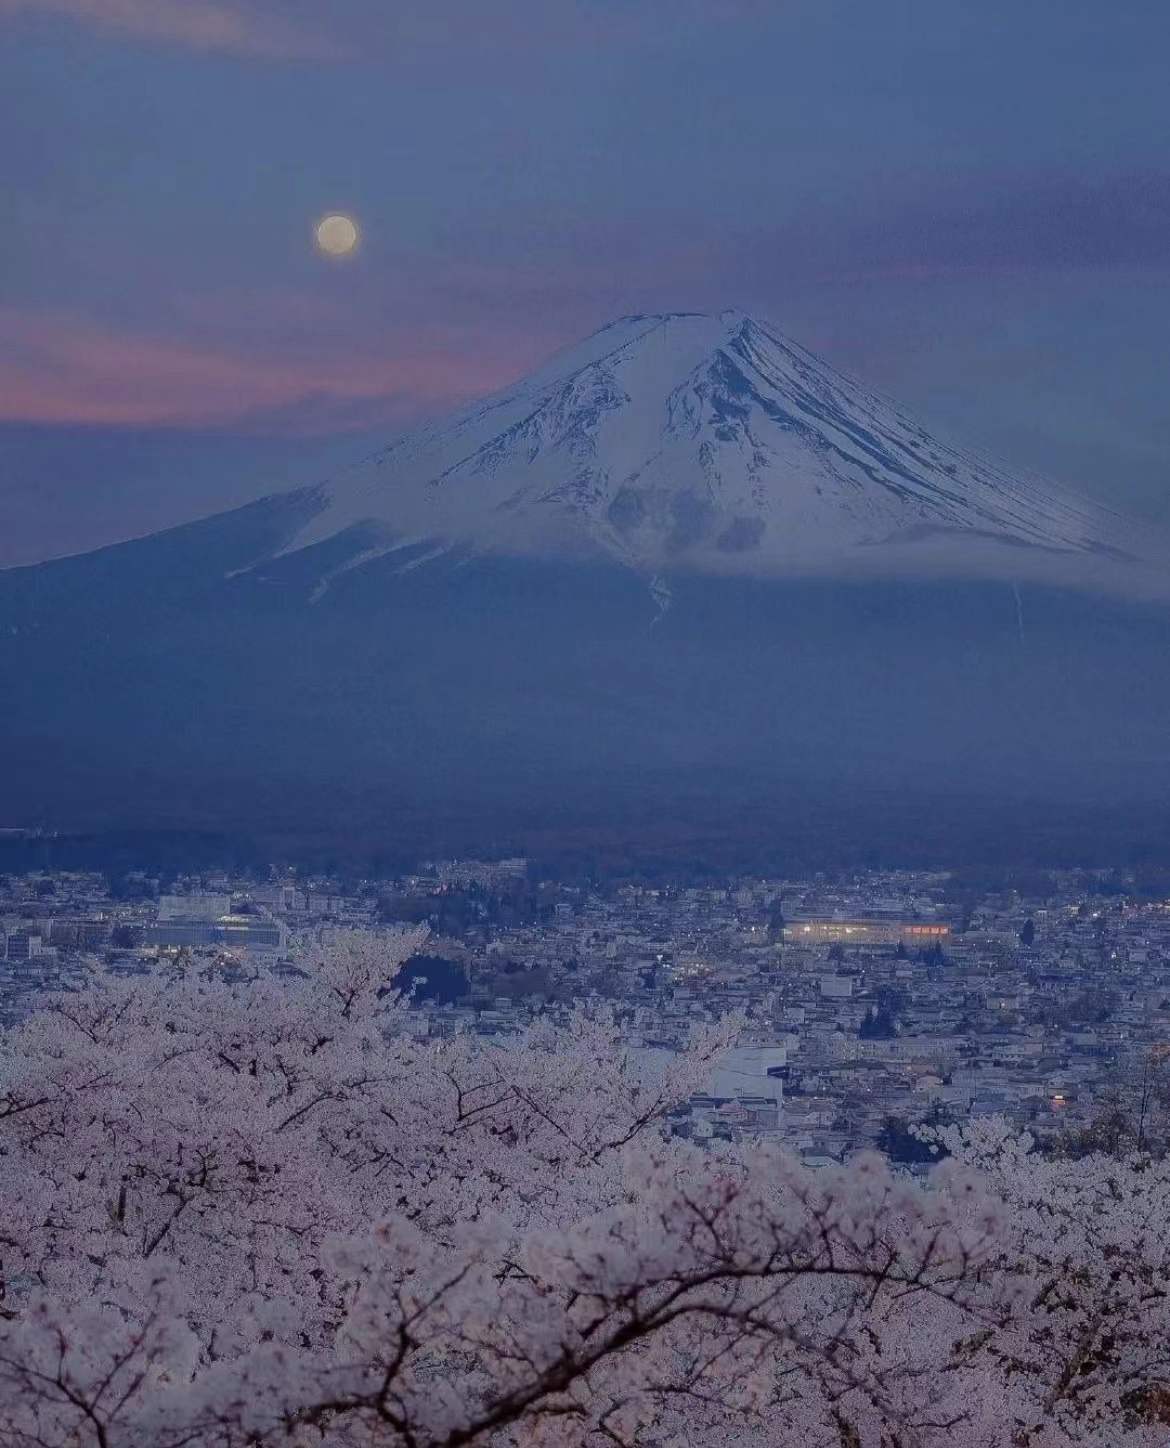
[{"x1": 1, "y1": 931, "x2": 1168, "y2": 1446}]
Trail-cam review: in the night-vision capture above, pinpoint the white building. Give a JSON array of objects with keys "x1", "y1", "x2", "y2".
[
  {"x1": 158, "y1": 893, "x2": 232, "y2": 922},
  {"x1": 820, "y1": 975, "x2": 854, "y2": 999},
  {"x1": 710, "y1": 1045, "x2": 787, "y2": 1102}
]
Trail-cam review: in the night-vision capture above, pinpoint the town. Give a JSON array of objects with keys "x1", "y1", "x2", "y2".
[{"x1": 4, "y1": 857, "x2": 1169, "y2": 1166}]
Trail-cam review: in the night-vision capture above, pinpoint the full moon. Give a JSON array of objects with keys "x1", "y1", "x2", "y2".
[{"x1": 315, "y1": 213, "x2": 359, "y2": 257}]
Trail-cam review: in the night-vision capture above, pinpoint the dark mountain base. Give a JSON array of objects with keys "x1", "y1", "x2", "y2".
[{"x1": 2, "y1": 501, "x2": 1168, "y2": 872}]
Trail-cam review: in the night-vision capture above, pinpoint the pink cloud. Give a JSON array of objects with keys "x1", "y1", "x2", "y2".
[
  {"x1": 0, "y1": 308, "x2": 536, "y2": 433},
  {"x1": 0, "y1": 0, "x2": 345, "y2": 59},
  {"x1": 0, "y1": 0, "x2": 786, "y2": 65}
]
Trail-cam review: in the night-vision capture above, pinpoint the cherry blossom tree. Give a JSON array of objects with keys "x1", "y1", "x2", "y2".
[
  {"x1": 939, "y1": 1118, "x2": 1170, "y2": 1446},
  {"x1": 0, "y1": 930, "x2": 1167, "y2": 1447}
]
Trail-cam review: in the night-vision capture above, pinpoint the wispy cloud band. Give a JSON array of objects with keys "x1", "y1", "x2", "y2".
[
  {"x1": 0, "y1": 0, "x2": 344, "y2": 59},
  {"x1": 0, "y1": 307, "x2": 529, "y2": 432}
]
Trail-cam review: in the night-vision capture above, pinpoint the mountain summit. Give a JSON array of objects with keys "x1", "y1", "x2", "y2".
[{"x1": 274, "y1": 310, "x2": 1149, "y2": 591}]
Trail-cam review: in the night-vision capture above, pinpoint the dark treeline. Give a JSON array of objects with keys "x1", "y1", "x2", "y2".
[
  {"x1": 6, "y1": 790, "x2": 1170, "y2": 890},
  {"x1": 0, "y1": 830, "x2": 264, "y2": 884}
]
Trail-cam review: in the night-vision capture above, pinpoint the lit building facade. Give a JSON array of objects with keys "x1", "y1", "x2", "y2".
[{"x1": 784, "y1": 919, "x2": 950, "y2": 946}]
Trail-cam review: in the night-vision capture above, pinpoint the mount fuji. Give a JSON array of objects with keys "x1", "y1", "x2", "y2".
[
  {"x1": 251, "y1": 309, "x2": 1153, "y2": 597},
  {"x1": 1, "y1": 311, "x2": 1167, "y2": 861}
]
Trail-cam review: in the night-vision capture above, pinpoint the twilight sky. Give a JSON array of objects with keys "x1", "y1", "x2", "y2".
[{"x1": 2, "y1": 0, "x2": 1168, "y2": 565}]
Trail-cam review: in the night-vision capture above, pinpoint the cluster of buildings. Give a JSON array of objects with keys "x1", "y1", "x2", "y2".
[
  {"x1": 423, "y1": 857, "x2": 529, "y2": 890},
  {"x1": 3, "y1": 860, "x2": 1170, "y2": 1164}
]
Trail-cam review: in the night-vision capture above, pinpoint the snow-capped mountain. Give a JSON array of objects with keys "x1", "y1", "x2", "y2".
[
  {"x1": 273, "y1": 310, "x2": 1152, "y2": 591},
  {"x1": 2, "y1": 309, "x2": 1168, "y2": 855}
]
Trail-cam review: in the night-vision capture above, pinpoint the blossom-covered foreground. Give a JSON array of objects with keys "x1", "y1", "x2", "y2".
[{"x1": 1, "y1": 933, "x2": 1169, "y2": 1447}]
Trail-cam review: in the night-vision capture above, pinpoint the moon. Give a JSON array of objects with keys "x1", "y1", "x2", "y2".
[{"x1": 315, "y1": 213, "x2": 359, "y2": 258}]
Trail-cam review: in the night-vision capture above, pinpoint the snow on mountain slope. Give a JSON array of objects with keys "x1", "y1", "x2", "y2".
[{"x1": 275, "y1": 310, "x2": 1156, "y2": 588}]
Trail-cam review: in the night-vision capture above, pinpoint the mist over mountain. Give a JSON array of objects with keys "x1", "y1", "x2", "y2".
[{"x1": 2, "y1": 312, "x2": 1168, "y2": 866}]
